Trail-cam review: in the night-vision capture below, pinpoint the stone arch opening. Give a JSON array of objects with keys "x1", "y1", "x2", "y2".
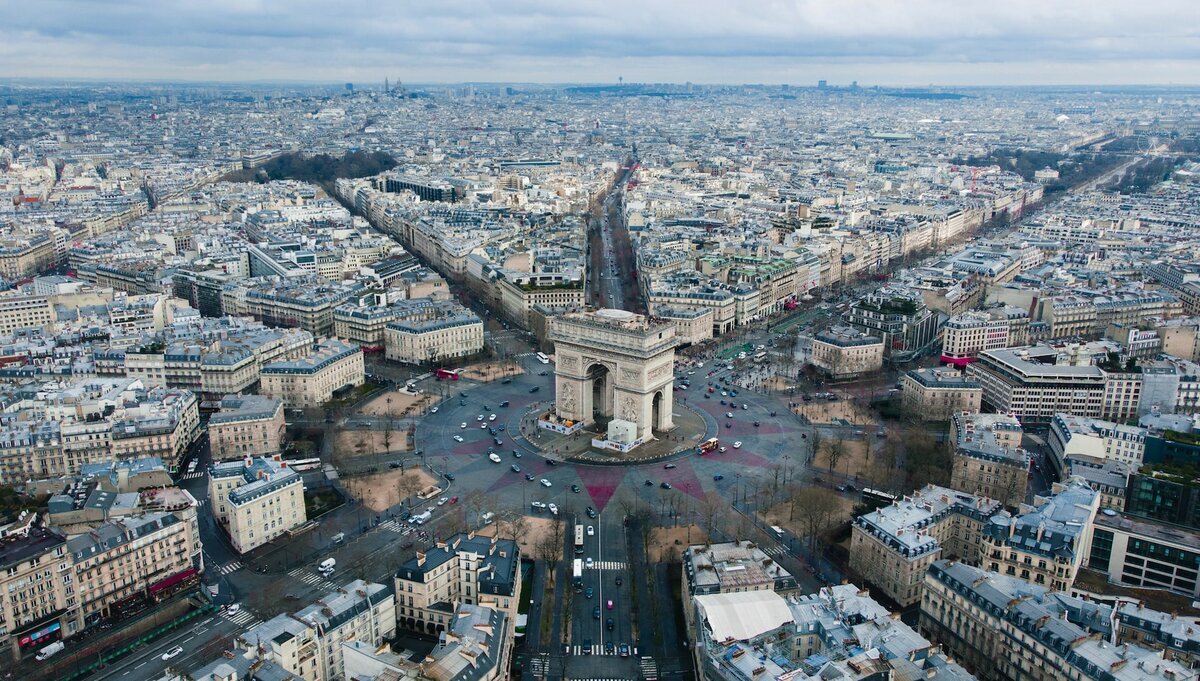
[
  {"x1": 652, "y1": 390, "x2": 664, "y2": 432},
  {"x1": 587, "y1": 363, "x2": 612, "y2": 422}
]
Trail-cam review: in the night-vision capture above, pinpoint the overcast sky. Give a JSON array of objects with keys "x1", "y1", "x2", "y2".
[{"x1": 2, "y1": 0, "x2": 1198, "y2": 86}]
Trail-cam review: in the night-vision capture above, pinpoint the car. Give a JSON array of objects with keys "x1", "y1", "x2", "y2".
[
  {"x1": 488, "y1": 414, "x2": 497, "y2": 421},
  {"x1": 605, "y1": 640, "x2": 616, "y2": 654},
  {"x1": 430, "y1": 406, "x2": 439, "y2": 413},
  {"x1": 607, "y1": 599, "x2": 614, "y2": 610},
  {"x1": 511, "y1": 464, "x2": 521, "y2": 472},
  {"x1": 538, "y1": 371, "x2": 548, "y2": 376},
  {"x1": 489, "y1": 453, "x2": 502, "y2": 463},
  {"x1": 664, "y1": 463, "x2": 677, "y2": 469},
  {"x1": 583, "y1": 638, "x2": 593, "y2": 654},
  {"x1": 449, "y1": 496, "x2": 459, "y2": 504},
  {"x1": 480, "y1": 423, "x2": 487, "y2": 429},
  {"x1": 540, "y1": 478, "x2": 552, "y2": 487},
  {"x1": 719, "y1": 446, "x2": 727, "y2": 452},
  {"x1": 501, "y1": 378, "x2": 511, "y2": 384},
  {"x1": 444, "y1": 473, "x2": 455, "y2": 481},
  {"x1": 721, "y1": 391, "x2": 728, "y2": 396},
  {"x1": 615, "y1": 576, "x2": 622, "y2": 585},
  {"x1": 460, "y1": 423, "x2": 467, "y2": 429},
  {"x1": 660, "y1": 481, "x2": 672, "y2": 489},
  {"x1": 529, "y1": 386, "x2": 540, "y2": 393},
  {"x1": 587, "y1": 525, "x2": 594, "y2": 536},
  {"x1": 593, "y1": 606, "x2": 601, "y2": 619},
  {"x1": 437, "y1": 497, "x2": 448, "y2": 506},
  {"x1": 753, "y1": 421, "x2": 760, "y2": 427},
  {"x1": 586, "y1": 506, "x2": 597, "y2": 518},
  {"x1": 742, "y1": 404, "x2": 749, "y2": 410},
  {"x1": 546, "y1": 458, "x2": 557, "y2": 466},
  {"x1": 226, "y1": 603, "x2": 241, "y2": 614},
  {"x1": 512, "y1": 450, "x2": 522, "y2": 458},
  {"x1": 606, "y1": 617, "x2": 614, "y2": 631},
  {"x1": 585, "y1": 587, "x2": 594, "y2": 598},
  {"x1": 497, "y1": 424, "x2": 506, "y2": 431},
  {"x1": 713, "y1": 474, "x2": 724, "y2": 481},
  {"x1": 725, "y1": 423, "x2": 732, "y2": 428},
  {"x1": 586, "y1": 557, "x2": 594, "y2": 568},
  {"x1": 525, "y1": 473, "x2": 535, "y2": 481},
  {"x1": 452, "y1": 435, "x2": 464, "y2": 442},
  {"x1": 531, "y1": 501, "x2": 547, "y2": 511},
  {"x1": 499, "y1": 401, "x2": 510, "y2": 407},
  {"x1": 389, "y1": 462, "x2": 401, "y2": 469},
  {"x1": 570, "y1": 484, "x2": 581, "y2": 493},
  {"x1": 162, "y1": 645, "x2": 184, "y2": 660},
  {"x1": 494, "y1": 438, "x2": 503, "y2": 446},
  {"x1": 619, "y1": 642, "x2": 631, "y2": 657},
  {"x1": 726, "y1": 412, "x2": 734, "y2": 418},
  {"x1": 644, "y1": 479, "x2": 653, "y2": 486},
  {"x1": 477, "y1": 415, "x2": 484, "y2": 421},
  {"x1": 733, "y1": 441, "x2": 742, "y2": 448},
  {"x1": 720, "y1": 399, "x2": 727, "y2": 405}
]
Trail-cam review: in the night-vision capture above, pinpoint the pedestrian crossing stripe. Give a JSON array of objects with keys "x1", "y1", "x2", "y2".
[
  {"x1": 218, "y1": 561, "x2": 243, "y2": 575},
  {"x1": 379, "y1": 519, "x2": 410, "y2": 533},
  {"x1": 567, "y1": 645, "x2": 638, "y2": 656},
  {"x1": 224, "y1": 610, "x2": 256, "y2": 626},
  {"x1": 587, "y1": 561, "x2": 627, "y2": 570},
  {"x1": 179, "y1": 471, "x2": 206, "y2": 480},
  {"x1": 640, "y1": 656, "x2": 659, "y2": 679},
  {"x1": 763, "y1": 545, "x2": 785, "y2": 556}
]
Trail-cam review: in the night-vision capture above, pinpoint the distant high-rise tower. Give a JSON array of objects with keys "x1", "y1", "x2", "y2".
[
  {"x1": 345, "y1": 83, "x2": 354, "y2": 93},
  {"x1": 385, "y1": 77, "x2": 389, "y2": 92},
  {"x1": 618, "y1": 76, "x2": 623, "y2": 86},
  {"x1": 850, "y1": 80, "x2": 859, "y2": 89},
  {"x1": 818, "y1": 80, "x2": 828, "y2": 89}
]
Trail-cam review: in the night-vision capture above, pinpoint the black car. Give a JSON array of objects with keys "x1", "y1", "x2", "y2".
[
  {"x1": 529, "y1": 386, "x2": 540, "y2": 393},
  {"x1": 644, "y1": 479, "x2": 653, "y2": 486},
  {"x1": 660, "y1": 482, "x2": 672, "y2": 490},
  {"x1": 499, "y1": 401, "x2": 510, "y2": 407},
  {"x1": 606, "y1": 617, "x2": 614, "y2": 631},
  {"x1": 570, "y1": 484, "x2": 581, "y2": 493},
  {"x1": 593, "y1": 606, "x2": 601, "y2": 619},
  {"x1": 444, "y1": 473, "x2": 455, "y2": 481},
  {"x1": 615, "y1": 576, "x2": 622, "y2": 586},
  {"x1": 753, "y1": 421, "x2": 760, "y2": 427},
  {"x1": 605, "y1": 641, "x2": 615, "y2": 654},
  {"x1": 525, "y1": 473, "x2": 535, "y2": 481},
  {"x1": 501, "y1": 379, "x2": 511, "y2": 384},
  {"x1": 583, "y1": 639, "x2": 593, "y2": 655},
  {"x1": 586, "y1": 507, "x2": 597, "y2": 518},
  {"x1": 664, "y1": 463, "x2": 677, "y2": 469},
  {"x1": 512, "y1": 450, "x2": 522, "y2": 458},
  {"x1": 546, "y1": 459, "x2": 557, "y2": 466},
  {"x1": 399, "y1": 510, "x2": 412, "y2": 521}
]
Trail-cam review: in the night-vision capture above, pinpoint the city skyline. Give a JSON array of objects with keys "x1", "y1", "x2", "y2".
[{"x1": 2, "y1": 0, "x2": 1199, "y2": 86}]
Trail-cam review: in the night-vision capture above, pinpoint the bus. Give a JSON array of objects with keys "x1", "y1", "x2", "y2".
[
  {"x1": 285, "y1": 457, "x2": 322, "y2": 472},
  {"x1": 536, "y1": 352, "x2": 550, "y2": 364},
  {"x1": 861, "y1": 487, "x2": 899, "y2": 511},
  {"x1": 435, "y1": 368, "x2": 461, "y2": 380},
  {"x1": 753, "y1": 352, "x2": 767, "y2": 362},
  {"x1": 572, "y1": 559, "x2": 583, "y2": 592},
  {"x1": 699, "y1": 437, "x2": 720, "y2": 454},
  {"x1": 574, "y1": 525, "x2": 585, "y2": 554}
]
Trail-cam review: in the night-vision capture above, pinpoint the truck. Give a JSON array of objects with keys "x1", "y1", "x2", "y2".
[
  {"x1": 35, "y1": 641, "x2": 64, "y2": 661},
  {"x1": 318, "y1": 558, "x2": 336, "y2": 574},
  {"x1": 411, "y1": 510, "x2": 432, "y2": 525},
  {"x1": 331, "y1": 532, "x2": 345, "y2": 544}
]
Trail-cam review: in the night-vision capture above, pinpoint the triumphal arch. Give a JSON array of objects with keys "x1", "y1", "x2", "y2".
[{"x1": 549, "y1": 309, "x2": 677, "y2": 441}]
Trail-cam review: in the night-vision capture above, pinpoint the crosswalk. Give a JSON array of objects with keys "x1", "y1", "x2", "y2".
[
  {"x1": 567, "y1": 644, "x2": 639, "y2": 656},
  {"x1": 529, "y1": 653, "x2": 550, "y2": 676},
  {"x1": 217, "y1": 561, "x2": 243, "y2": 575},
  {"x1": 762, "y1": 544, "x2": 786, "y2": 557},
  {"x1": 223, "y1": 609, "x2": 260, "y2": 628},
  {"x1": 179, "y1": 471, "x2": 206, "y2": 480},
  {"x1": 287, "y1": 567, "x2": 338, "y2": 589},
  {"x1": 379, "y1": 519, "x2": 414, "y2": 534},
  {"x1": 587, "y1": 561, "x2": 627, "y2": 571},
  {"x1": 640, "y1": 656, "x2": 659, "y2": 680}
]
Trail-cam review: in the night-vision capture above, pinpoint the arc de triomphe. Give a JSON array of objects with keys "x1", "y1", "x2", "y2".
[{"x1": 549, "y1": 309, "x2": 677, "y2": 441}]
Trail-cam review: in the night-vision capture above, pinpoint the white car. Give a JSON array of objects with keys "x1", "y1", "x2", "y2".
[
  {"x1": 226, "y1": 603, "x2": 241, "y2": 614},
  {"x1": 587, "y1": 525, "x2": 595, "y2": 536},
  {"x1": 437, "y1": 497, "x2": 448, "y2": 506},
  {"x1": 726, "y1": 412, "x2": 734, "y2": 418},
  {"x1": 477, "y1": 415, "x2": 484, "y2": 421},
  {"x1": 540, "y1": 478, "x2": 552, "y2": 487},
  {"x1": 585, "y1": 557, "x2": 594, "y2": 568},
  {"x1": 719, "y1": 446, "x2": 727, "y2": 453},
  {"x1": 430, "y1": 406, "x2": 439, "y2": 413},
  {"x1": 742, "y1": 404, "x2": 748, "y2": 410},
  {"x1": 162, "y1": 645, "x2": 184, "y2": 660},
  {"x1": 489, "y1": 453, "x2": 502, "y2": 463},
  {"x1": 548, "y1": 503, "x2": 559, "y2": 515},
  {"x1": 488, "y1": 414, "x2": 497, "y2": 421},
  {"x1": 480, "y1": 423, "x2": 488, "y2": 429},
  {"x1": 733, "y1": 441, "x2": 743, "y2": 449},
  {"x1": 453, "y1": 435, "x2": 464, "y2": 442},
  {"x1": 460, "y1": 423, "x2": 467, "y2": 429},
  {"x1": 721, "y1": 391, "x2": 728, "y2": 396}
]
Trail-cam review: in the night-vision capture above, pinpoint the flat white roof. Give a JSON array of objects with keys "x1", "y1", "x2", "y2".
[{"x1": 694, "y1": 590, "x2": 792, "y2": 642}]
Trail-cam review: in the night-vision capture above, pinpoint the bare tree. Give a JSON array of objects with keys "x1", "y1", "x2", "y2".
[
  {"x1": 698, "y1": 492, "x2": 728, "y2": 540},
  {"x1": 397, "y1": 471, "x2": 423, "y2": 509},
  {"x1": 793, "y1": 486, "x2": 841, "y2": 553},
  {"x1": 824, "y1": 438, "x2": 847, "y2": 474},
  {"x1": 537, "y1": 514, "x2": 566, "y2": 571}
]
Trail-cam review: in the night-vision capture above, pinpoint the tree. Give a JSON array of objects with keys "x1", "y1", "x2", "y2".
[
  {"x1": 537, "y1": 515, "x2": 566, "y2": 571},
  {"x1": 397, "y1": 471, "x2": 424, "y2": 509},
  {"x1": 793, "y1": 487, "x2": 842, "y2": 553},
  {"x1": 698, "y1": 492, "x2": 728, "y2": 540},
  {"x1": 808, "y1": 428, "x2": 823, "y2": 466},
  {"x1": 824, "y1": 438, "x2": 847, "y2": 474}
]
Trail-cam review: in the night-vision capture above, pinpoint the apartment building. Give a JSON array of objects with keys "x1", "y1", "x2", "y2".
[
  {"x1": 69, "y1": 511, "x2": 201, "y2": 627},
  {"x1": 681, "y1": 540, "x2": 799, "y2": 596},
  {"x1": 809, "y1": 326, "x2": 884, "y2": 380},
  {"x1": 384, "y1": 302, "x2": 484, "y2": 365},
  {"x1": 982, "y1": 479, "x2": 1100, "y2": 592},
  {"x1": 1048, "y1": 413, "x2": 1147, "y2": 479},
  {"x1": 849, "y1": 485, "x2": 1001, "y2": 607},
  {"x1": 495, "y1": 276, "x2": 585, "y2": 330},
  {"x1": 950, "y1": 412, "x2": 1030, "y2": 508},
  {"x1": 290, "y1": 580, "x2": 397, "y2": 681},
  {"x1": 921, "y1": 560, "x2": 1193, "y2": 681},
  {"x1": 845, "y1": 287, "x2": 940, "y2": 362},
  {"x1": 940, "y1": 309, "x2": 1022, "y2": 366},
  {"x1": 687, "y1": 583, "x2": 974, "y2": 681},
  {"x1": 221, "y1": 275, "x2": 363, "y2": 337},
  {"x1": 0, "y1": 519, "x2": 76, "y2": 659},
  {"x1": 654, "y1": 305, "x2": 714, "y2": 346},
  {"x1": 1037, "y1": 295, "x2": 1098, "y2": 339},
  {"x1": 209, "y1": 455, "x2": 306, "y2": 554},
  {"x1": 1116, "y1": 602, "x2": 1200, "y2": 669},
  {"x1": 394, "y1": 533, "x2": 521, "y2": 637},
  {"x1": 0, "y1": 230, "x2": 65, "y2": 281},
  {"x1": 207, "y1": 395, "x2": 286, "y2": 461},
  {"x1": 260, "y1": 338, "x2": 364, "y2": 408},
  {"x1": 901, "y1": 368, "x2": 983, "y2": 420}
]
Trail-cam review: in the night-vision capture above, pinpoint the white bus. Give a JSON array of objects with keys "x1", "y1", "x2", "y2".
[
  {"x1": 536, "y1": 352, "x2": 550, "y2": 364},
  {"x1": 572, "y1": 558, "x2": 583, "y2": 592},
  {"x1": 574, "y1": 524, "x2": 585, "y2": 555}
]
